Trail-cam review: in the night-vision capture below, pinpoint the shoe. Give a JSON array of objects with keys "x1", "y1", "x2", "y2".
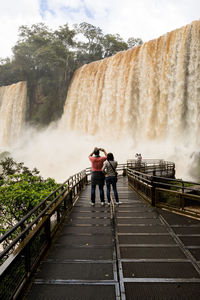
[
  {"x1": 90, "y1": 202, "x2": 95, "y2": 206},
  {"x1": 116, "y1": 201, "x2": 122, "y2": 205},
  {"x1": 101, "y1": 202, "x2": 105, "y2": 206}
]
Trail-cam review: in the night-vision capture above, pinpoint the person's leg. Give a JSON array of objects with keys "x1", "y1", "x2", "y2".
[
  {"x1": 91, "y1": 184, "x2": 96, "y2": 204},
  {"x1": 106, "y1": 178, "x2": 111, "y2": 204},
  {"x1": 99, "y1": 184, "x2": 105, "y2": 203},
  {"x1": 111, "y1": 177, "x2": 119, "y2": 202}
]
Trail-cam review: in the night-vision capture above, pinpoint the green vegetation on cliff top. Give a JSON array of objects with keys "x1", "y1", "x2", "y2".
[{"x1": 0, "y1": 22, "x2": 142, "y2": 126}]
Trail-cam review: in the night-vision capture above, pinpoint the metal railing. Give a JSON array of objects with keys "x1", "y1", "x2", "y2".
[
  {"x1": 85, "y1": 163, "x2": 127, "y2": 181},
  {"x1": 0, "y1": 162, "x2": 128, "y2": 300},
  {"x1": 127, "y1": 168, "x2": 200, "y2": 219},
  {"x1": 127, "y1": 159, "x2": 175, "y2": 177},
  {"x1": 1, "y1": 159, "x2": 198, "y2": 299},
  {"x1": 0, "y1": 162, "x2": 129, "y2": 299},
  {"x1": 0, "y1": 169, "x2": 87, "y2": 300}
]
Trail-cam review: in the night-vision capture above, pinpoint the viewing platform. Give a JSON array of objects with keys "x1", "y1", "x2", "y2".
[{"x1": 1, "y1": 160, "x2": 200, "y2": 300}]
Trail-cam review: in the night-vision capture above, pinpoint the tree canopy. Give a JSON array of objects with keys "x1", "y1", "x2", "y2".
[
  {"x1": 0, "y1": 22, "x2": 143, "y2": 126},
  {"x1": 0, "y1": 157, "x2": 60, "y2": 236}
]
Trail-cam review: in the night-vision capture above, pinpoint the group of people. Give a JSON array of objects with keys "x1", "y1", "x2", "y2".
[{"x1": 89, "y1": 147, "x2": 121, "y2": 206}]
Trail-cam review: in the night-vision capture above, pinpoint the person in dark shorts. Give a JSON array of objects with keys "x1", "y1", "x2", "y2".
[{"x1": 89, "y1": 147, "x2": 107, "y2": 205}]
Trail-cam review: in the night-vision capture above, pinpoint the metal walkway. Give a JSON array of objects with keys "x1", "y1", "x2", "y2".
[{"x1": 24, "y1": 177, "x2": 200, "y2": 300}]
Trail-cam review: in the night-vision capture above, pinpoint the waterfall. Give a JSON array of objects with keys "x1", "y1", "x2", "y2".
[
  {"x1": 0, "y1": 81, "x2": 27, "y2": 147},
  {"x1": 0, "y1": 22, "x2": 199, "y2": 181},
  {"x1": 61, "y1": 20, "x2": 200, "y2": 147}
]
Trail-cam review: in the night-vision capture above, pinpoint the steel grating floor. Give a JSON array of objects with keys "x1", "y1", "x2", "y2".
[
  {"x1": 124, "y1": 282, "x2": 200, "y2": 300},
  {"x1": 24, "y1": 177, "x2": 200, "y2": 300},
  {"x1": 122, "y1": 261, "x2": 199, "y2": 278},
  {"x1": 26, "y1": 284, "x2": 116, "y2": 300}
]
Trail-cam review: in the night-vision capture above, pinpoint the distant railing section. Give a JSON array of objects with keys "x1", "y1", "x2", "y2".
[
  {"x1": 0, "y1": 169, "x2": 87, "y2": 300},
  {"x1": 127, "y1": 159, "x2": 175, "y2": 178},
  {"x1": 127, "y1": 168, "x2": 200, "y2": 219}
]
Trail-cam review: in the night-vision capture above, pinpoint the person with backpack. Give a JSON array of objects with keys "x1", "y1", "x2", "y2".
[{"x1": 102, "y1": 152, "x2": 121, "y2": 205}]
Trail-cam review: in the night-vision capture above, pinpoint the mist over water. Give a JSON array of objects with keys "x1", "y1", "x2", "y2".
[
  {"x1": 5, "y1": 124, "x2": 198, "y2": 183},
  {"x1": 8, "y1": 125, "x2": 133, "y2": 182},
  {"x1": 1, "y1": 21, "x2": 200, "y2": 183}
]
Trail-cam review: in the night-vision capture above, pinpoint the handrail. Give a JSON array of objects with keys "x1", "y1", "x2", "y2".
[
  {"x1": 86, "y1": 163, "x2": 128, "y2": 175},
  {"x1": 0, "y1": 182, "x2": 64, "y2": 243},
  {"x1": 127, "y1": 158, "x2": 174, "y2": 165},
  {"x1": 127, "y1": 168, "x2": 200, "y2": 219},
  {"x1": 1, "y1": 165, "x2": 128, "y2": 255},
  {"x1": 0, "y1": 168, "x2": 89, "y2": 300},
  {"x1": 0, "y1": 159, "x2": 189, "y2": 300},
  {"x1": 0, "y1": 161, "x2": 176, "y2": 252},
  {"x1": 0, "y1": 169, "x2": 87, "y2": 260},
  {"x1": 129, "y1": 169, "x2": 200, "y2": 193}
]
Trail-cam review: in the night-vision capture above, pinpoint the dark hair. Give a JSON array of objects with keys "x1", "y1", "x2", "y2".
[
  {"x1": 107, "y1": 152, "x2": 114, "y2": 161},
  {"x1": 94, "y1": 149, "x2": 100, "y2": 156}
]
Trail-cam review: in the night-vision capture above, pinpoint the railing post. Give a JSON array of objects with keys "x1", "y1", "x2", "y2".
[
  {"x1": 180, "y1": 193, "x2": 184, "y2": 210},
  {"x1": 182, "y1": 181, "x2": 184, "y2": 193},
  {"x1": 122, "y1": 164, "x2": 127, "y2": 176},
  {"x1": 69, "y1": 190, "x2": 73, "y2": 205},
  {"x1": 45, "y1": 217, "x2": 51, "y2": 244},
  {"x1": 25, "y1": 243, "x2": 31, "y2": 275},
  {"x1": 57, "y1": 208, "x2": 60, "y2": 223},
  {"x1": 86, "y1": 174, "x2": 88, "y2": 184},
  {"x1": 180, "y1": 184, "x2": 185, "y2": 210},
  {"x1": 172, "y1": 163, "x2": 176, "y2": 178},
  {"x1": 151, "y1": 176, "x2": 156, "y2": 207}
]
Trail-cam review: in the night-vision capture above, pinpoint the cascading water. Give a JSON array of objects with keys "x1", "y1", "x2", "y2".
[
  {"x1": 0, "y1": 22, "x2": 200, "y2": 181},
  {"x1": 0, "y1": 81, "x2": 27, "y2": 147},
  {"x1": 61, "y1": 20, "x2": 200, "y2": 146}
]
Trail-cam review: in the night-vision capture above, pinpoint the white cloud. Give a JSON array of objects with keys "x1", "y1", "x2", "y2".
[
  {"x1": 0, "y1": 0, "x2": 41, "y2": 58},
  {"x1": 0, "y1": 0, "x2": 200, "y2": 58},
  {"x1": 88, "y1": 0, "x2": 200, "y2": 41}
]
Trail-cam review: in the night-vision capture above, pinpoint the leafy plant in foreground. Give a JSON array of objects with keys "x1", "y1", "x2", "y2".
[{"x1": 0, "y1": 157, "x2": 60, "y2": 236}]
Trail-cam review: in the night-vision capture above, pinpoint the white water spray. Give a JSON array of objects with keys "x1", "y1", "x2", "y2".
[{"x1": 1, "y1": 21, "x2": 200, "y2": 182}]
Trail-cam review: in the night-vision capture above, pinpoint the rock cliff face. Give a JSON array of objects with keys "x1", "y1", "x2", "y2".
[
  {"x1": 61, "y1": 20, "x2": 200, "y2": 147},
  {"x1": 0, "y1": 81, "x2": 27, "y2": 147}
]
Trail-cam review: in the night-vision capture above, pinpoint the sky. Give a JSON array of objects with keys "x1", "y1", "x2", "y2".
[{"x1": 0, "y1": 0, "x2": 199, "y2": 59}]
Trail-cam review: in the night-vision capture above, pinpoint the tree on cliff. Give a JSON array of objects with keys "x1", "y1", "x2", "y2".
[
  {"x1": 73, "y1": 22, "x2": 141, "y2": 62},
  {"x1": 73, "y1": 22, "x2": 104, "y2": 63},
  {"x1": 0, "y1": 22, "x2": 143, "y2": 126},
  {"x1": 127, "y1": 37, "x2": 143, "y2": 48},
  {"x1": 0, "y1": 58, "x2": 23, "y2": 86},
  {"x1": 12, "y1": 23, "x2": 77, "y2": 125},
  {"x1": 102, "y1": 34, "x2": 128, "y2": 57}
]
